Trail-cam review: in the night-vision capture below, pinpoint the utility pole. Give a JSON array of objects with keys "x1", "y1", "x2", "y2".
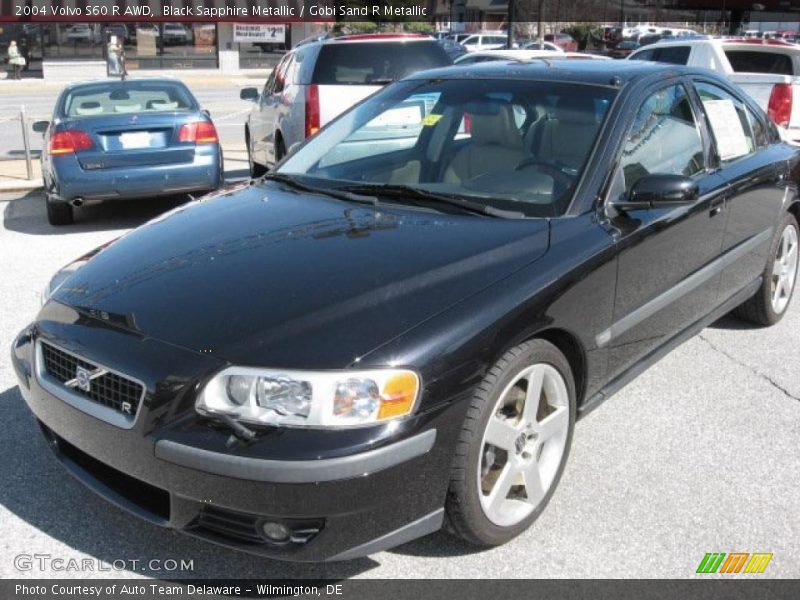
[
  {"x1": 507, "y1": 0, "x2": 515, "y2": 48},
  {"x1": 539, "y1": 0, "x2": 545, "y2": 46}
]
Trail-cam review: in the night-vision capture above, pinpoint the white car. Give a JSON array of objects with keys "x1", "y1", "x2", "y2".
[
  {"x1": 240, "y1": 34, "x2": 452, "y2": 176},
  {"x1": 521, "y1": 41, "x2": 564, "y2": 52},
  {"x1": 628, "y1": 37, "x2": 800, "y2": 143},
  {"x1": 454, "y1": 49, "x2": 608, "y2": 66},
  {"x1": 461, "y1": 33, "x2": 510, "y2": 53}
]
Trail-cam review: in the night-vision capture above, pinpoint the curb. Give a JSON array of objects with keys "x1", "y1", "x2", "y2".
[{"x1": 0, "y1": 182, "x2": 43, "y2": 197}]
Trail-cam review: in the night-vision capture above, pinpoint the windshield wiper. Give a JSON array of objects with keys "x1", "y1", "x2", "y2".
[
  {"x1": 338, "y1": 183, "x2": 525, "y2": 219},
  {"x1": 263, "y1": 173, "x2": 379, "y2": 206}
]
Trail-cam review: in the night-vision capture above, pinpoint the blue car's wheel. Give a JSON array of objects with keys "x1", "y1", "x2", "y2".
[{"x1": 46, "y1": 199, "x2": 73, "y2": 226}]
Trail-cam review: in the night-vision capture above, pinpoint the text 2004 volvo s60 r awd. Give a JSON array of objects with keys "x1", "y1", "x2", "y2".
[{"x1": 12, "y1": 61, "x2": 800, "y2": 561}]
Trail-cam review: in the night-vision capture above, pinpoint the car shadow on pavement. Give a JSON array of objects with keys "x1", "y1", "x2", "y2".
[
  {"x1": 707, "y1": 313, "x2": 764, "y2": 331},
  {"x1": 0, "y1": 386, "x2": 378, "y2": 579},
  {"x1": 2, "y1": 191, "x2": 191, "y2": 236}
]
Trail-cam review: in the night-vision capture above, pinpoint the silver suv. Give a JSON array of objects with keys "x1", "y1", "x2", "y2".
[{"x1": 240, "y1": 33, "x2": 452, "y2": 176}]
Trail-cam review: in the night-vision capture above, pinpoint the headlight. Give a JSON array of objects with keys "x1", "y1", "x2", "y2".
[
  {"x1": 196, "y1": 367, "x2": 420, "y2": 428},
  {"x1": 41, "y1": 259, "x2": 88, "y2": 306}
]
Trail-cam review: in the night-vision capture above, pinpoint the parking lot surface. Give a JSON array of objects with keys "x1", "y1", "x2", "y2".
[{"x1": 0, "y1": 190, "x2": 798, "y2": 579}]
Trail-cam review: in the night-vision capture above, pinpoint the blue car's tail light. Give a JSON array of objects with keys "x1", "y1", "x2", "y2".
[{"x1": 50, "y1": 130, "x2": 94, "y2": 154}]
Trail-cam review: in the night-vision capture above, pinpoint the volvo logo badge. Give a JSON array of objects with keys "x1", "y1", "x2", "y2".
[{"x1": 75, "y1": 366, "x2": 92, "y2": 392}]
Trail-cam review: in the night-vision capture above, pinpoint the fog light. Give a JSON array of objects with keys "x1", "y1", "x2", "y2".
[{"x1": 261, "y1": 521, "x2": 290, "y2": 542}]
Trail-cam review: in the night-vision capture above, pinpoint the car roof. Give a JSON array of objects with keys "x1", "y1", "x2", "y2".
[
  {"x1": 459, "y1": 49, "x2": 565, "y2": 60},
  {"x1": 409, "y1": 59, "x2": 700, "y2": 86},
  {"x1": 60, "y1": 77, "x2": 190, "y2": 95}
]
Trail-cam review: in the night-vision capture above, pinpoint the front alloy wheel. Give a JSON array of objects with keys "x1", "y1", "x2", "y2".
[
  {"x1": 478, "y1": 363, "x2": 570, "y2": 527},
  {"x1": 771, "y1": 221, "x2": 798, "y2": 315},
  {"x1": 736, "y1": 213, "x2": 799, "y2": 326},
  {"x1": 446, "y1": 339, "x2": 575, "y2": 547}
]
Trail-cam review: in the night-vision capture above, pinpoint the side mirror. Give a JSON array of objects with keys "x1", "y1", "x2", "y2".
[
  {"x1": 614, "y1": 174, "x2": 699, "y2": 211},
  {"x1": 32, "y1": 120, "x2": 50, "y2": 134},
  {"x1": 239, "y1": 87, "x2": 259, "y2": 102}
]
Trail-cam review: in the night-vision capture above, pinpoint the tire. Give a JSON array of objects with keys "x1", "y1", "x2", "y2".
[
  {"x1": 275, "y1": 138, "x2": 286, "y2": 164},
  {"x1": 46, "y1": 199, "x2": 73, "y2": 226},
  {"x1": 445, "y1": 339, "x2": 576, "y2": 547},
  {"x1": 734, "y1": 212, "x2": 799, "y2": 326},
  {"x1": 246, "y1": 128, "x2": 266, "y2": 178}
]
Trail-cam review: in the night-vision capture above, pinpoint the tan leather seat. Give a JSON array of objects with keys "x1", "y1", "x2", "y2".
[
  {"x1": 444, "y1": 103, "x2": 527, "y2": 183},
  {"x1": 534, "y1": 96, "x2": 599, "y2": 170}
]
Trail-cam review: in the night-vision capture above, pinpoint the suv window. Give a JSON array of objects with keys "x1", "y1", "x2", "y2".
[
  {"x1": 654, "y1": 46, "x2": 691, "y2": 65},
  {"x1": 630, "y1": 48, "x2": 655, "y2": 61},
  {"x1": 630, "y1": 46, "x2": 690, "y2": 64},
  {"x1": 694, "y1": 81, "x2": 760, "y2": 161},
  {"x1": 312, "y1": 41, "x2": 451, "y2": 85},
  {"x1": 617, "y1": 84, "x2": 704, "y2": 194},
  {"x1": 724, "y1": 50, "x2": 794, "y2": 75}
]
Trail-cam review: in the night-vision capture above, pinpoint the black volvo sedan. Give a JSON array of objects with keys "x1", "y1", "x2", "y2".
[{"x1": 12, "y1": 61, "x2": 799, "y2": 561}]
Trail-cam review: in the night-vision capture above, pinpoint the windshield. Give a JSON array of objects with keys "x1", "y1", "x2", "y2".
[
  {"x1": 61, "y1": 81, "x2": 196, "y2": 117},
  {"x1": 278, "y1": 78, "x2": 616, "y2": 217}
]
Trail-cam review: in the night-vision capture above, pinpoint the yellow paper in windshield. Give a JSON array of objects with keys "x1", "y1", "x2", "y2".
[{"x1": 421, "y1": 114, "x2": 443, "y2": 126}]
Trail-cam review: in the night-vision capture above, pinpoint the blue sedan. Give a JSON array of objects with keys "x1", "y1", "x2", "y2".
[{"x1": 34, "y1": 78, "x2": 223, "y2": 225}]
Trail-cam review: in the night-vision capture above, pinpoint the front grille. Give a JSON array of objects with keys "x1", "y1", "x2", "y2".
[{"x1": 40, "y1": 342, "x2": 144, "y2": 417}]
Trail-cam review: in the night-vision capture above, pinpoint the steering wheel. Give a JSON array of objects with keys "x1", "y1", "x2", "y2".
[{"x1": 514, "y1": 157, "x2": 574, "y2": 187}]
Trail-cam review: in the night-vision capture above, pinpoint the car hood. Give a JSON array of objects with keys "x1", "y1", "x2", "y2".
[{"x1": 52, "y1": 182, "x2": 550, "y2": 368}]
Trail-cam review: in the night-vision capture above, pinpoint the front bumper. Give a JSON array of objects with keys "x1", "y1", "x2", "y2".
[
  {"x1": 11, "y1": 314, "x2": 460, "y2": 562},
  {"x1": 47, "y1": 146, "x2": 222, "y2": 204}
]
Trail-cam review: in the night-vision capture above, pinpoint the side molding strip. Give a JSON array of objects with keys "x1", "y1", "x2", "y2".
[{"x1": 596, "y1": 228, "x2": 772, "y2": 348}]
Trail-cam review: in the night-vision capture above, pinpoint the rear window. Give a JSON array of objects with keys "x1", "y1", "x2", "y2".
[
  {"x1": 61, "y1": 81, "x2": 195, "y2": 117},
  {"x1": 312, "y1": 41, "x2": 451, "y2": 85},
  {"x1": 724, "y1": 50, "x2": 794, "y2": 75}
]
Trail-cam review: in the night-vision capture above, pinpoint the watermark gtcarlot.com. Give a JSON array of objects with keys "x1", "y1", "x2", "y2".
[{"x1": 14, "y1": 554, "x2": 194, "y2": 573}]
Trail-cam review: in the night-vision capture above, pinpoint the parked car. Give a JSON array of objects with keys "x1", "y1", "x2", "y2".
[
  {"x1": 628, "y1": 38, "x2": 800, "y2": 143},
  {"x1": 454, "y1": 49, "x2": 607, "y2": 65},
  {"x1": 437, "y1": 37, "x2": 468, "y2": 61},
  {"x1": 240, "y1": 33, "x2": 451, "y2": 176},
  {"x1": 545, "y1": 33, "x2": 578, "y2": 52},
  {"x1": 520, "y1": 41, "x2": 563, "y2": 52},
  {"x1": 14, "y1": 60, "x2": 799, "y2": 562},
  {"x1": 162, "y1": 23, "x2": 190, "y2": 45},
  {"x1": 460, "y1": 33, "x2": 509, "y2": 53},
  {"x1": 64, "y1": 24, "x2": 98, "y2": 44},
  {"x1": 446, "y1": 33, "x2": 472, "y2": 44},
  {"x1": 610, "y1": 40, "x2": 640, "y2": 58},
  {"x1": 33, "y1": 78, "x2": 223, "y2": 225}
]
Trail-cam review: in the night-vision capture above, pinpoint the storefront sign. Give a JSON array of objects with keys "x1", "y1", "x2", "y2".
[{"x1": 233, "y1": 24, "x2": 285, "y2": 44}]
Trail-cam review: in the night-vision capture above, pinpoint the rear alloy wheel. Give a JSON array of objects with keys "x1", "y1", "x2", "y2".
[
  {"x1": 46, "y1": 199, "x2": 74, "y2": 226},
  {"x1": 735, "y1": 213, "x2": 798, "y2": 326},
  {"x1": 446, "y1": 339, "x2": 575, "y2": 546}
]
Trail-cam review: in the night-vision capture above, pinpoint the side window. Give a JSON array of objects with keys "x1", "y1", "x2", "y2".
[
  {"x1": 262, "y1": 68, "x2": 277, "y2": 97},
  {"x1": 630, "y1": 49, "x2": 655, "y2": 62},
  {"x1": 616, "y1": 84, "x2": 705, "y2": 195},
  {"x1": 694, "y1": 81, "x2": 758, "y2": 162},
  {"x1": 272, "y1": 54, "x2": 293, "y2": 94},
  {"x1": 653, "y1": 46, "x2": 691, "y2": 65}
]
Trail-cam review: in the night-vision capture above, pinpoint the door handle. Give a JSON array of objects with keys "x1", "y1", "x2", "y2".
[{"x1": 710, "y1": 205, "x2": 723, "y2": 217}]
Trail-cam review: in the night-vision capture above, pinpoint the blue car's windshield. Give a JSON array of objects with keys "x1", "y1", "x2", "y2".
[
  {"x1": 279, "y1": 77, "x2": 616, "y2": 217},
  {"x1": 61, "y1": 81, "x2": 196, "y2": 118}
]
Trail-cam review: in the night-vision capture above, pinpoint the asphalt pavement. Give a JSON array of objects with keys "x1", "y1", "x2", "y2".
[{"x1": 0, "y1": 188, "x2": 798, "y2": 579}]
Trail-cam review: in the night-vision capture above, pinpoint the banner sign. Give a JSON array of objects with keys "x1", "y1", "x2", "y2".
[
  {"x1": 0, "y1": 0, "x2": 431, "y2": 22},
  {"x1": 233, "y1": 23, "x2": 286, "y2": 44}
]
